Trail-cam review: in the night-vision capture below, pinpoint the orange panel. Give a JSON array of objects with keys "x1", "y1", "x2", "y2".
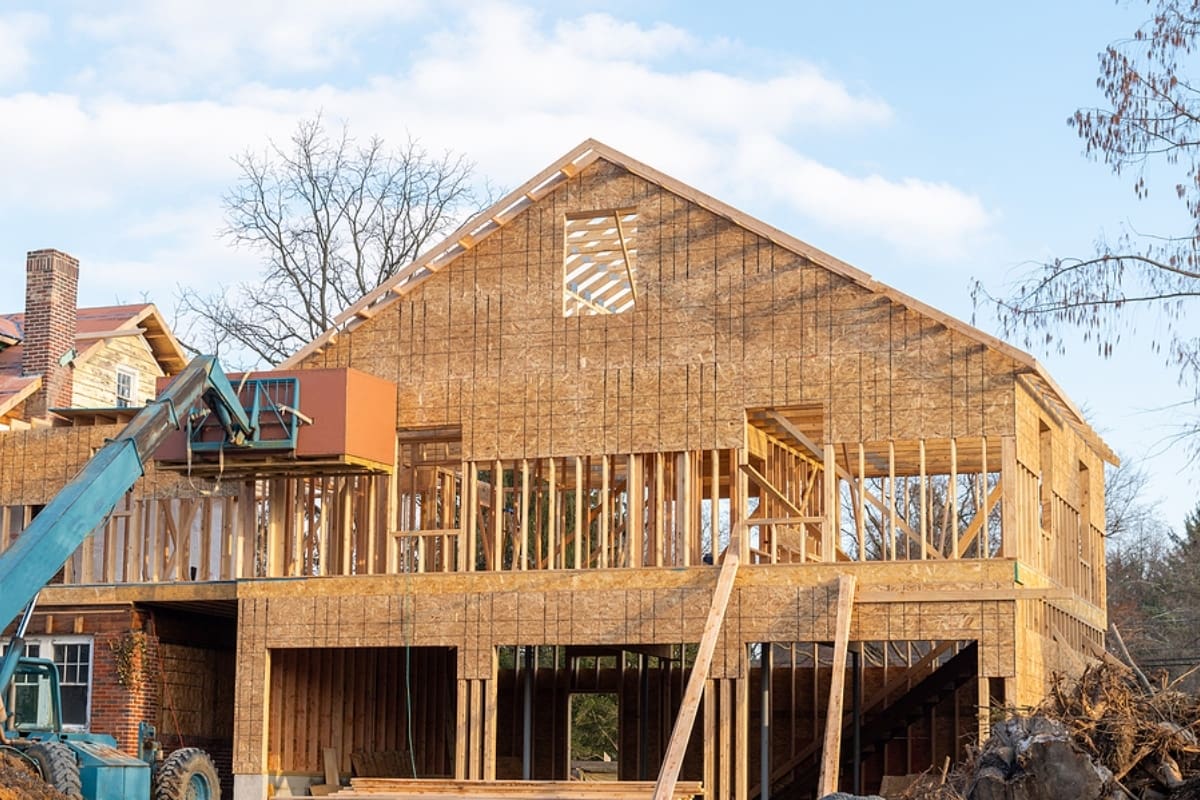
[{"x1": 154, "y1": 368, "x2": 397, "y2": 471}]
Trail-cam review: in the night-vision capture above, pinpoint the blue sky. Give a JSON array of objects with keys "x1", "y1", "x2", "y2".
[{"x1": 0, "y1": 1, "x2": 1192, "y2": 528}]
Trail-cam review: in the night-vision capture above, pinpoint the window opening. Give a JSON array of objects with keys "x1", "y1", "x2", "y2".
[
  {"x1": 563, "y1": 209, "x2": 638, "y2": 317},
  {"x1": 115, "y1": 366, "x2": 139, "y2": 408}
]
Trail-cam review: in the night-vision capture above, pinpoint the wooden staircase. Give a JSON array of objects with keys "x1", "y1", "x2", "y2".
[{"x1": 763, "y1": 642, "x2": 979, "y2": 800}]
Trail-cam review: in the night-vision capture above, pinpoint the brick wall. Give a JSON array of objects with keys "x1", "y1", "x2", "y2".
[
  {"x1": 90, "y1": 621, "x2": 160, "y2": 753},
  {"x1": 23, "y1": 249, "x2": 79, "y2": 417}
]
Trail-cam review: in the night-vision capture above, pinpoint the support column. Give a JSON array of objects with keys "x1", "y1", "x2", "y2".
[{"x1": 231, "y1": 606, "x2": 271, "y2": 800}]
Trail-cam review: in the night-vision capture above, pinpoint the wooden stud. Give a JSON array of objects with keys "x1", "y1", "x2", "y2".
[
  {"x1": 822, "y1": 444, "x2": 837, "y2": 561},
  {"x1": 919, "y1": 441, "x2": 928, "y2": 561},
  {"x1": 655, "y1": 452, "x2": 665, "y2": 567},
  {"x1": 520, "y1": 460, "x2": 530, "y2": 571},
  {"x1": 548, "y1": 458, "x2": 557, "y2": 570},
  {"x1": 856, "y1": 444, "x2": 865, "y2": 560},
  {"x1": 949, "y1": 438, "x2": 959, "y2": 558},
  {"x1": 888, "y1": 440, "x2": 897, "y2": 562},
  {"x1": 629, "y1": 455, "x2": 643, "y2": 568},
  {"x1": 494, "y1": 460, "x2": 504, "y2": 571},
  {"x1": 455, "y1": 679, "x2": 468, "y2": 779},
  {"x1": 574, "y1": 457, "x2": 584, "y2": 570},
  {"x1": 600, "y1": 455, "x2": 610, "y2": 569},
  {"x1": 1000, "y1": 436, "x2": 1017, "y2": 558}
]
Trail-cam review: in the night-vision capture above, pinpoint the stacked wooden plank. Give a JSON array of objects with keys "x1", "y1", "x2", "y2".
[{"x1": 331, "y1": 779, "x2": 704, "y2": 800}]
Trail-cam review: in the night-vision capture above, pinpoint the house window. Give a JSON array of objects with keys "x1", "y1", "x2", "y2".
[
  {"x1": 563, "y1": 209, "x2": 638, "y2": 317},
  {"x1": 115, "y1": 366, "x2": 139, "y2": 408},
  {"x1": 0, "y1": 636, "x2": 93, "y2": 730}
]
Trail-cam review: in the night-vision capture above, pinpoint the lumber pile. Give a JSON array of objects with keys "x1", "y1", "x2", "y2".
[{"x1": 331, "y1": 779, "x2": 704, "y2": 800}]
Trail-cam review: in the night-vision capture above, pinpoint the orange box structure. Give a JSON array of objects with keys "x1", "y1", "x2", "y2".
[{"x1": 154, "y1": 367, "x2": 396, "y2": 474}]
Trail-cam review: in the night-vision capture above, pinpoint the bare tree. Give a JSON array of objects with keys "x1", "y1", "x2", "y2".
[
  {"x1": 973, "y1": 0, "x2": 1200, "y2": 430},
  {"x1": 178, "y1": 116, "x2": 481, "y2": 366},
  {"x1": 1102, "y1": 458, "x2": 1184, "y2": 672}
]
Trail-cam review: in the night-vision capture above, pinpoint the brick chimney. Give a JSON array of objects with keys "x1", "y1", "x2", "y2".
[{"x1": 23, "y1": 249, "x2": 79, "y2": 417}]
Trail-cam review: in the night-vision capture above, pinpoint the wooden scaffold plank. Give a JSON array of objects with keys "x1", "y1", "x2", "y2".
[
  {"x1": 652, "y1": 539, "x2": 741, "y2": 800},
  {"x1": 816, "y1": 573, "x2": 858, "y2": 798}
]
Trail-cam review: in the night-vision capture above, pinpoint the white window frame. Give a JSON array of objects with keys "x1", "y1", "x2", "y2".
[
  {"x1": 3, "y1": 635, "x2": 94, "y2": 731},
  {"x1": 115, "y1": 365, "x2": 139, "y2": 408}
]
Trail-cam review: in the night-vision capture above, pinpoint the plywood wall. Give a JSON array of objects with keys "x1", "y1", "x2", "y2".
[
  {"x1": 302, "y1": 158, "x2": 1021, "y2": 462},
  {"x1": 0, "y1": 424, "x2": 219, "y2": 505}
]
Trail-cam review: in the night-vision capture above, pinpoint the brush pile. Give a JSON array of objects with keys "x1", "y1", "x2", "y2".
[
  {"x1": 891, "y1": 659, "x2": 1200, "y2": 800},
  {"x1": 1037, "y1": 660, "x2": 1200, "y2": 799}
]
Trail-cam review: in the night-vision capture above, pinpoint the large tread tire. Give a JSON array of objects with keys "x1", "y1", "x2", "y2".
[
  {"x1": 27, "y1": 740, "x2": 82, "y2": 798},
  {"x1": 154, "y1": 747, "x2": 221, "y2": 800}
]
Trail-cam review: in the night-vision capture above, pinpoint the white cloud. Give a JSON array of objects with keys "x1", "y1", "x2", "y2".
[
  {"x1": 78, "y1": 203, "x2": 261, "y2": 309},
  {"x1": 0, "y1": 0, "x2": 989, "y2": 281},
  {"x1": 556, "y1": 13, "x2": 697, "y2": 60},
  {"x1": 69, "y1": 0, "x2": 425, "y2": 92},
  {"x1": 733, "y1": 136, "x2": 992, "y2": 259},
  {"x1": 222, "y1": 3, "x2": 983, "y2": 257},
  {"x1": 0, "y1": 93, "x2": 296, "y2": 211},
  {"x1": 0, "y1": 12, "x2": 48, "y2": 84}
]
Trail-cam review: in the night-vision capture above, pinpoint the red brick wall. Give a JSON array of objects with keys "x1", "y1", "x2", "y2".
[
  {"x1": 23, "y1": 249, "x2": 78, "y2": 417},
  {"x1": 90, "y1": 626, "x2": 160, "y2": 752}
]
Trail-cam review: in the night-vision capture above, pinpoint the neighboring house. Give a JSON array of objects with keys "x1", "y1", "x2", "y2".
[
  {"x1": 0, "y1": 249, "x2": 187, "y2": 429},
  {"x1": 0, "y1": 143, "x2": 1115, "y2": 800},
  {"x1": 0, "y1": 250, "x2": 214, "y2": 783}
]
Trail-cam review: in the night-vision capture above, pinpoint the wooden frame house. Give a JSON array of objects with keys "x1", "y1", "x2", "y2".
[{"x1": 0, "y1": 141, "x2": 1114, "y2": 800}]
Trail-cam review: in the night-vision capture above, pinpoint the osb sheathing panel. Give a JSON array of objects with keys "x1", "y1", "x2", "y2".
[
  {"x1": 230, "y1": 562, "x2": 1019, "y2": 773},
  {"x1": 1013, "y1": 387, "x2": 1107, "y2": 522},
  {"x1": 302, "y1": 159, "x2": 1020, "y2": 462},
  {"x1": 0, "y1": 424, "x2": 227, "y2": 505}
]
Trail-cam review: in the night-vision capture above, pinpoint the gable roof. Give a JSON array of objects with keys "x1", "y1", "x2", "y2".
[
  {"x1": 0, "y1": 302, "x2": 187, "y2": 421},
  {"x1": 281, "y1": 138, "x2": 1115, "y2": 464}
]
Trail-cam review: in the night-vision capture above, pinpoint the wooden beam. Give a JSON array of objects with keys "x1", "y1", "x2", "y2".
[
  {"x1": 817, "y1": 574, "x2": 857, "y2": 797},
  {"x1": 613, "y1": 211, "x2": 638, "y2": 302},
  {"x1": 652, "y1": 548, "x2": 741, "y2": 800},
  {"x1": 953, "y1": 483, "x2": 1002, "y2": 558},
  {"x1": 74, "y1": 327, "x2": 147, "y2": 340},
  {"x1": 823, "y1": 444, "x2": 837, "y2": 560}
]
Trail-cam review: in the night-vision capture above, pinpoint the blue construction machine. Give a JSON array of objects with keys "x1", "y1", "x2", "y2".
[{"x1": 0, "y1": 356, "x2": 264, "y2": 800}]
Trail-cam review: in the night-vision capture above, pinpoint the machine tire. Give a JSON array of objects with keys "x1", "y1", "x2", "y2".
[
  {"x1": 27, "y1": 741, "x2": 82, "y2": 798},
  {"x1": 154, "y1": 747, "x2": 221, "y2": 800}
]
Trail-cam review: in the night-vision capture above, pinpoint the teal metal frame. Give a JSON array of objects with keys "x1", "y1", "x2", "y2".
[{"x1": 188, "y1": 375, "x2": 301, "y2": 452}]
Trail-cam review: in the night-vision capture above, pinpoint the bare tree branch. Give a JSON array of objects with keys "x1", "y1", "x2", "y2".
[
  {"x1": 973, "y1": 0, "x2": 1200, "y2": 438},
  {"x1": 176, "y1": 115, "x2": 482, "y2": 367}
]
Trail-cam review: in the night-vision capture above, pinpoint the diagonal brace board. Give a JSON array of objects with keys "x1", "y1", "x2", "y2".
[
  {"x1": 817, "y1": 573, "x2": 858, "y2": 797},
  {"x1": 652, "y1": 546, "x2": 741, "y2": 800}
]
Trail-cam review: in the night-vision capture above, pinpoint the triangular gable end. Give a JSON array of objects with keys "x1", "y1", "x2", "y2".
[{"x1": 283, "y1": 139, "x2": 1114, "y2": 464}]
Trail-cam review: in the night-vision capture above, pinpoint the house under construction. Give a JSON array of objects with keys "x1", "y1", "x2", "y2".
[{"x1": 0, "y1": 140, "x2": 1113, "y2": 800}]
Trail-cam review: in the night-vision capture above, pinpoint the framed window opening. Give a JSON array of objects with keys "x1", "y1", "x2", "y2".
[{"x1": 563, "y1": 208, "x2": 638, "y2": 317}]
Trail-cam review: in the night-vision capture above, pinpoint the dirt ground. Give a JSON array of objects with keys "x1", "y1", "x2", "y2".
[{"x1": 0, "y1": 751, "x2": 71, "y2": 800}]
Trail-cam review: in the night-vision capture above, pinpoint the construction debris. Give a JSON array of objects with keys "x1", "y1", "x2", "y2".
[
  {"x1": 0, "y1": 750, "x2": 72, "y2": 800},
  {"x1": 967, "y1": 716, "x2": 1111, "y2": 800},
  {"x1": 1038, "y1": 660, "x2": 1200, "y2": 798},
  {"x1": 889, "y1": 660, "x2": 1200, "y2": 800}
]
